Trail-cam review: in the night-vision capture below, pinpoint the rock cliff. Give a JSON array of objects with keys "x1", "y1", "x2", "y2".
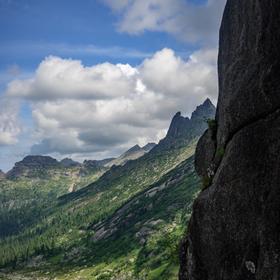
[{"x1": 180, "y1": 1, "x2": 280, "y2": 279}]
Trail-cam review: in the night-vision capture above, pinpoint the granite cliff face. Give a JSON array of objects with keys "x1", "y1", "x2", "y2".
[{"x1": 180, "y1": 1, "x2": 280, "y2": 280}]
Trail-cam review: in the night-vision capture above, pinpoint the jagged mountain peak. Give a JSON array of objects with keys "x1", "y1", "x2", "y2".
[
  {"x1": 163, "y1": 99, "x2": 215, "y2": 143},
  {"x1": 124, "y1": 144, "x2": 142, "y2": 155},
  {"x1": 191, "y1": 98, "x2": 216, "y2": 121},
  {"x1": 166, "y1": 112, "x2": 190, "y2": 139},
  {"x1": 203, "y1": 97, "x2": 212, "y2": 106}
]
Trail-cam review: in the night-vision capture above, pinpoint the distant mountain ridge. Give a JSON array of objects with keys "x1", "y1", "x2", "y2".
[
  {"x1": 105, "y1": 143, "x2": 156, "y2": 167},
  {"x1": 4, "y1": 99, "x2": 215, "y2": 180},
  {"x1": 6, "y1": 155, "x2": 60, "y2": 179},
  {"x1": 4, "y1": 144, "x2": 156, "y2": 180}
]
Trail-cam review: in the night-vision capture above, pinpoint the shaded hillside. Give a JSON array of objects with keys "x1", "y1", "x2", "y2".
[
  {"x1": 0, "y1": 154, "x2": 115, "y2": 239},
  {"x1": 0, "y1": 143, "x2": 154, "y2": 238},
  {"x1": 1, "y1": 156, "x2": 199, "y2": 280}
]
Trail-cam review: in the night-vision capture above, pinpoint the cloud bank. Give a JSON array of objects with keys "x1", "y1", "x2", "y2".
[
  {"x1": 4, "y1": 48, "x2": 218, "y2": 157},
  {"x1": 103, "y1": 0, "x2": 226, "y2": 45}
]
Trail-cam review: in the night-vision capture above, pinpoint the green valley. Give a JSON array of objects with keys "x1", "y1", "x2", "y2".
[{"x1": 0, "y1": 99, "x2": 215, "y2": 279}]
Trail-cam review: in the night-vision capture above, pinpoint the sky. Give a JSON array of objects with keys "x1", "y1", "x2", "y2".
[{"x1": 0, "y1": 0, "x2": 226, "y2": 171}]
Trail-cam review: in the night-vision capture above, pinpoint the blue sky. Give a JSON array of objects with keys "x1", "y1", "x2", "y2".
[
  {"x1": 0, "y1": 0, "x2": 226, "y2": 171},
  {"x1": 0, "y1": 0, "x2": 190, "y2": 70}
]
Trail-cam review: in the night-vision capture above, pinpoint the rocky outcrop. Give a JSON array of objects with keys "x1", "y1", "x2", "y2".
[
  {"x1": 180, "y1": 1, "x2": 280, "y2": 280},
  {"x1": 167, "y1": 99, "x2": 215, "y2": 141},
  {"x1": 157, "y1": 99, "x2": 215, "y2": 150}
]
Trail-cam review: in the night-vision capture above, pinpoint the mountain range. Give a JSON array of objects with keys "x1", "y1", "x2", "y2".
[
  {"x1": 3, "y1": 143, "x2": 157, "y2": 181},
  {"x1": 0, "y1": 98, "x2": 215, "y2": 280}
]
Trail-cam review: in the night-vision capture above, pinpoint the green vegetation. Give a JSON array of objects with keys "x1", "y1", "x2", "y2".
[
  {"x1": 0, "y1": 167, "x2": 104, "y2": 238},
  {"x1": 216, "y1": 147, "x2": 225, "y2": 158},
  {"x1": 0, "y1": 153, "x2": 199, "y2": 279},
  {"x1": 0, "y1": 139, "x2": 199, "y2": 279}
]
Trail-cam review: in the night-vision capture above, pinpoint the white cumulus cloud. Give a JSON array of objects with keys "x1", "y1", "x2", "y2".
[
  {"x1": 6, "y1": 56, "x2": 136, "y2": 101},
  {"x1": 4, "y1": 48, "x2": 218, "y2": 157}
]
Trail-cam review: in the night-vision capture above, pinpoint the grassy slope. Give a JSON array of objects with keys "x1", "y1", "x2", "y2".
[
  {"x1": 1, "y1": 155, "x2": 200, "y2": 280},
  {"x1": 0, "y1": 139, "x2": 199, "y2": 279},
  {"x1": 0, "y1": 168, "x2": 105, "y2": 238}
]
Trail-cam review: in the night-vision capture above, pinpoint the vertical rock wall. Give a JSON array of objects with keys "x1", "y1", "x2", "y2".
[{"x1": 179, "y1": 1, "x2": 280, "y2": 279}]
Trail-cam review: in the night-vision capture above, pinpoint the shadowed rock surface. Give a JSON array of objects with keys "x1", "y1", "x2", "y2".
[
  {"x1": 217, "y1": 0, "x2": 280, "y2": 148},
  {"x1": 180, "y1": 1, "x2": 280, "y2": 279}
]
